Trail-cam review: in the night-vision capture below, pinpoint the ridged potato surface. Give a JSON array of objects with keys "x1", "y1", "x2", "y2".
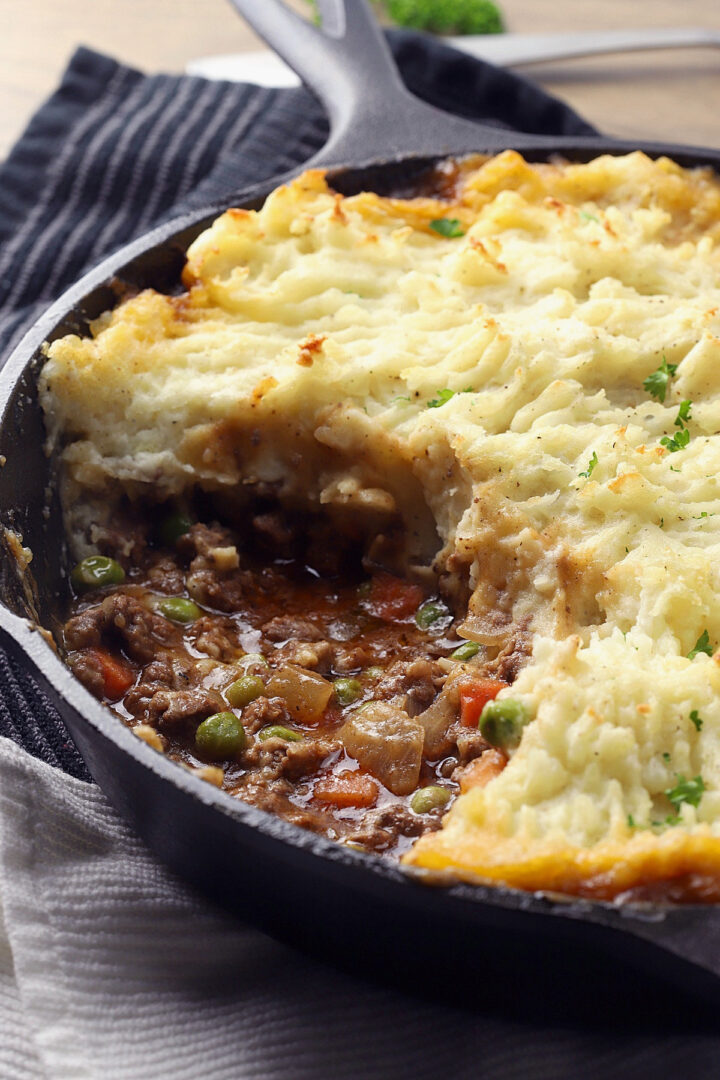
[{"x1": 41, "y1": 150, "x2": 720, "y2": 897}]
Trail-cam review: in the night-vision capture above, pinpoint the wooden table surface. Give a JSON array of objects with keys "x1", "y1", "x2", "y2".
[{"x1": 1, "y1": 0, "x2": 719, "y2": 161}]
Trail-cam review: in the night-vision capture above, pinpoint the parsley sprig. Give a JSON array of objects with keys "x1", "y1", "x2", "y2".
[
  {"x1": 665, "y1": 774, "x2": 706, "y2": 816},
  {"x1": 644, "y1": 356, "x2": 678, "y2": 403},
  {"x1": 578, "y1": 451, "x2": 598, "y2": 479},
  {"x1": 427, "y1": 387, "x2": 473, "y2": 409},
  {"x1": 429, "y1": 218, "x2": 465, "y2": 239},
  {"x1": 688, "y1": 630, "x2": 713, "y2": 660},
  {"x1": 661, "y1": 428, "x2": 690, "y2": 453},
  {"x1": 661, "y1": 399, "x2": 693, "y2": 454},
  {"x1": 631, "y1": 767, "x2": 707, "y2": 830},
  {"x1": 690, "y1": 710, "x2": 704, "y2": 732}
]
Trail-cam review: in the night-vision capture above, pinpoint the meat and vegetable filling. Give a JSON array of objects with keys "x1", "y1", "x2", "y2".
[{"x1": 63, "y1": 507, "x2": 528, "y2": 856}]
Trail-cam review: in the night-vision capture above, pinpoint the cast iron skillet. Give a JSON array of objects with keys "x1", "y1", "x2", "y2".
[{"x1": 3, "y1": 0, "x2": 720, "y2": 1019}]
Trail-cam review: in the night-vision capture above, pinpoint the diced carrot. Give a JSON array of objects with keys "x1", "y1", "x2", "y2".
[
  {"x1": 87, "y1": 647, "x2": 135, "y2": 701},
  {"x1": 367, "y1": 572, "x2": 424, "y2": 622},
  {"x1": 458, "y1": 749, "x2": 507, "y2": 793},
  {"x1": 314, "y1": 772, "x2": 379, "y2": 809},
  {"x1": 458, "y1": 677, "x2": 509, "y2": 727}
]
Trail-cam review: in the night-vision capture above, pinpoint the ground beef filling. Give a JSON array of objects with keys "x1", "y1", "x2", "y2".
[{"x1": 63, "y1": 516, "x2": 520, "y2": 857}]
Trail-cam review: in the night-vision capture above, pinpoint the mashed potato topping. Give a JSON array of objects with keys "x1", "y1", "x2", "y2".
[{"x1": 40, "y1": 150, "x2": 720, "y2": 898}]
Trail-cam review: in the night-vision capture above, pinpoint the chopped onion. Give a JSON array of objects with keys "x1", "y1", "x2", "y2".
[
  {"x1": 266, "y1": 664, "x2": 333, "y2": 724},
  {"x1": 339, "y1": 701, "x2": 423, "y2": 796},
  {"x1": 416, "y1": 683, "x2": 460, "y2": 759},
  {"x1": 457, "y1": 611, "x2": 511, "y2": 646}
]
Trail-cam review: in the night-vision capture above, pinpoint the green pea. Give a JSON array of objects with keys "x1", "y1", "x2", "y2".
[
  {"x1": 479, "y1": 699, "x2": 529, "y2": 750},
  {"x1": 450, "y1": 640, "x2": 480, "y2": 662},
  {"x1": 415, "y1": 599, "x2": 449, "y2": 630},
  {"x1": 195, "y1": 711, "x2": 246, "y2": 759},
  {"x1": 71, "y1": 555, "x2": 125, "y2": 591},
  {"x1": 334, "y1": 677, "x2": 363, "y2": 705},
  {"x1": 156, "y1": 596, "x2": 201, "y2": 624},
  {"x1": 258, "y1": 725, "x2": 302, "y2": 742},
  {"x1": 225, "y1": 674, "x2": 265, "y2": 708},
  {"x1": 410, "y1": 786, "x2": 452, "y2": 814},
  {"x1": 158, "y1": 511, "x2": 192, "y2": 547}
]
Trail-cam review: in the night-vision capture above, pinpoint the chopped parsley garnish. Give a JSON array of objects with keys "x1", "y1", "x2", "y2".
[
  {"x1": 427, "y1": 387, "x2": 473, "y2": 408},
  {"x1": 428, "y1": 388, "x2": 454, "y2": 408},
  {"x1": 627, "y1": 814, "x2": 637, "y2": 828},
  {"x1": 688, "y1": 630, "x2": 713, "y2": 660},
  {"x1": 579, "y1": 210, "x2": 599, "y2": 224},
  {"x1": 643, "y1": 356, "x2": 678, "y2": 403},
  {"x1": 661, "y1": 427, "x2": 690, "y2": 454},
  {"x1": 653, "y1": 814, "x2": 682, "y2": 828},
  {"x1": 665, "y1": 774, "x2": 705, "y2": 815},
  {"x1": 662, "y1": 752, "x2": 671, "y2": 762},
  {"x1": 690, "y1": 710, "x2": 704, "y2": 732},
  {"x1": 429, "y1": 218, "x2": 465, "y2": 238},
  {"x1": 579, "y1": 451, "x2": 598, "y2": 479},
  {"x1": 661, "y1": 399, "x2": 693, "y2": 453}
]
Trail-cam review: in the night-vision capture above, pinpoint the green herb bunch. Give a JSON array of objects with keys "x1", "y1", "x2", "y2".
[
  {"x1": 381, "y1": 0, "x2": 503, "y2": 34},
  {"x1": 303, "y1": 0, "x2": 504, "y2": 35}
]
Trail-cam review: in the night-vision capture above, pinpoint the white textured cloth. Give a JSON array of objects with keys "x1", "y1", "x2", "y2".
[
  {"x1": 3, "y1": 736, "x2": 720, "y2": 1080},
  {"x1": 0, "y1": 737, "x2": 521, "y2": 1080}
]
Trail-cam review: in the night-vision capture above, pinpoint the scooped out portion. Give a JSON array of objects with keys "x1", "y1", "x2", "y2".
[
  {"x1": 41, "y1": 150, "x2": 720, "y2": 900},
  {"x1": 63, "y1": 505, "x2": 526, "y2": 855}
]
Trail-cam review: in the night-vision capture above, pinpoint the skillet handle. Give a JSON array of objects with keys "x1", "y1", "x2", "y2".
[{"x1": 227, "y1": 0, "x2": 533, "y2": 166}]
